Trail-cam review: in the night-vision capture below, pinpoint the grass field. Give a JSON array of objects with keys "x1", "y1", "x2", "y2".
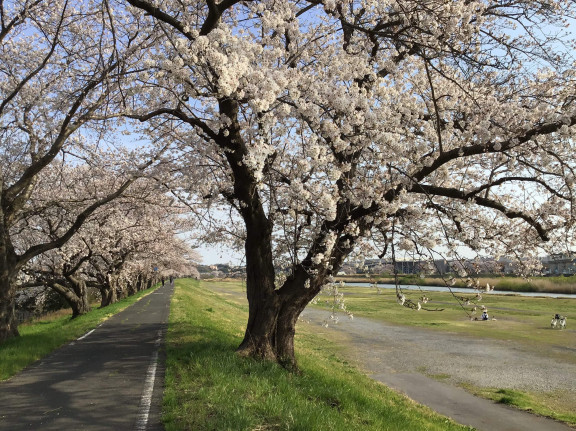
[
  {"x1": 320, "y1": 285, "x2": 576, "y2": 358},
  {"x1": 163, "y1": 279, "x2": 473, "y2": 431},
  {"x1": 202, "y1": 279, "x2": 576, "y2": 427},
  {"x1": 206, "y1": 279, "x2": 575, "y2": 354},
  {"x1": 0, "y1": 285, "x2": 159, "y2": 381}
]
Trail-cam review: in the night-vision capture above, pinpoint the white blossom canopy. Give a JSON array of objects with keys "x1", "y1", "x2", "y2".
[{"x1": 122, "y1": 0, "x2": 576, "y2": 275}]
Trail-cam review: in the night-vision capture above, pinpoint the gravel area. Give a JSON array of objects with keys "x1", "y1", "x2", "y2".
[{"x1": 299, "y1": 308, "x2": 576, "y2": 393}]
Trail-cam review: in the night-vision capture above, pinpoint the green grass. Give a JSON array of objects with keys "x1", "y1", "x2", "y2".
[
  {"x1": 204, "y1": 280, "x2": 576, "y2": 428},
  {"x1": 312, "y1": 285, "x2": 576, "y2": 359},
  {"x1": 0, "y1": 285, "x2": 159, "y2": 380},
  {"x1": 163, "y1": 279, "x2": 473, "y2": 431},
  {"x1": 460, "y1": 386, "x2": 576, "y2": 427}
]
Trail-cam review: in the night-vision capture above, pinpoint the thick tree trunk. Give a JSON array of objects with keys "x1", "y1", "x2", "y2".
[
  {"x1": 99, "y1": 274, "x2": 118, "y2": 307},
  {"x1": 99, "y1": 285, "x2": 117, "y2": 307},
  {"x1": 50, "y1": 278, "x2": 91, "y2": 318},
  {"x1": 235, "y1": 216, "x2": 281, "y2": 362},
  {"x1": 67, "y1": 275, "x2": 91, "y2": 317},
  {"x1": 0, "y1": 273, "x2": 19, "y2": 342},
  {"x1": 0, "y1": 238, "x2": 20, "y2": 342},
  {"x1": 236, "y1": 281, "x2": 279, "y2": 361},
  {"x1": 135, "y1": 274, "x2": 143, "y2": 292},
  {"x1": 72, "y1": 294, "x2": 91, "y2": 317},
  {"x1": 237, "y1": 272, "x2": 320, "y2": 369},
  {"x1": 275, "y1": 281, "x2": 319, "y2": 366},
  {"x1": 235, "y1": 219, "x2": 322, "y2": 369}
]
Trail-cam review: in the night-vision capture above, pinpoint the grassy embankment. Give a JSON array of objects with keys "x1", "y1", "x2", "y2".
[
  {"x1": 163, "y1": 278, "x2": 472, "y2": 431},
  {"x1": 0, "y1": 285, "x2": 159, "y2": 381},
  {"x1": 335, "y1": 274, "x2": 576, "y2": 295},
  {"x1": 205, "y1": 279, "x2": 576, "y2": 427}
]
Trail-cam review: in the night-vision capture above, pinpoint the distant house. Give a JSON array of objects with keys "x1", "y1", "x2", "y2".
[{"x1": 541, "y1": 253, "x2": 576, "y2": 275}]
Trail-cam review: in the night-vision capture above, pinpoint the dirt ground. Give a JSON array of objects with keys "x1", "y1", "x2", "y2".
[{"x1": 299, "y1": 308, "x2": 576, "y2": 394}]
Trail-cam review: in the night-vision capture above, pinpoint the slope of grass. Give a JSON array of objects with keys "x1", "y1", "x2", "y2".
[
  {"x1": 163, "y1": 279, "x2": 473, "y2": 431},
  {"x1": 0, "y1": 285, "x2": 159, "y2": 380},
  {"x1": 204, "y1": 280, "x2": 576, "y2": 428}
]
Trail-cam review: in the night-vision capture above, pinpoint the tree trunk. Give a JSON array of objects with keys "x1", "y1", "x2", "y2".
[
  {"x1": 99, "y1": 274, "x2": 118, "y2": 307},
  {"x1": 234, "y1": 220, "x2": 324, "y2": 368},
  {"x1": 50, "y1": 279, "x2": 91, "y2": 318},
  {"x1": 0, "y1": 273, "x2": 19, "y2": 342},
  {"x1": 135, "y1": 274, "x2": 143, "y2": 292},
  {"x1": 236, "y1": 270, "x2": 321, "y2": 369},
  {"x1": 275, "y1": 279, "x2": 319, "y2": 366},
  {"x1": 99, "y1": 285, "x2": 117, "y2": 307},
  {"x1": 236, "y1": 217, "x2": 280, "y2": 362},
  {"x1": 66, "y1": 275, "x2": 91, "y2": 317},
  {"x1": 0, "y1": 236, "x2": 20, "y2": 342}
]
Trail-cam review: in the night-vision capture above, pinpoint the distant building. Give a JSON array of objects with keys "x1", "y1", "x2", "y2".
[{"x1": 541, "y1": 253, "x2": 576, "y2": 275}]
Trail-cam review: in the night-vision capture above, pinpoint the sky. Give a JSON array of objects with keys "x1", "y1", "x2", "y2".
[{"x1": 195, "y1": 243, "x2": 245, "y2": 266}]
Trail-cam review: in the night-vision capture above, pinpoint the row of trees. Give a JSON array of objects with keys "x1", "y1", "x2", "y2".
[
  {"x1": 2, "y1": 0, "x2": 576, "y2": 370},
  {"x1": 0, "y1": 0, "x2": 198, "y2": 340},
  {"x1": 20, "y1": 168, "x2": 199, "y2": 317}
]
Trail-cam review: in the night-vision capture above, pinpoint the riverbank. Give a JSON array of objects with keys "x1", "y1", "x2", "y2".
[
  {"x1": 334, "y1": 274, "x2": 576, "y2": 295},
  {"x1": 202, "y1": 280, "x2": 576, "y2": 429}
]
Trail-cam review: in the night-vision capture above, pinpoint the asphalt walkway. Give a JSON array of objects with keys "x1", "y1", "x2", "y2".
[{"x1": 0, "y1": 282, "x2": 173, "y2": 430}]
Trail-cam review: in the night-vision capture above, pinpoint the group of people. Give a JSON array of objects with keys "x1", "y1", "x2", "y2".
[{"x1": 161, "y1": 275, "x2": 174, "y2": 286}]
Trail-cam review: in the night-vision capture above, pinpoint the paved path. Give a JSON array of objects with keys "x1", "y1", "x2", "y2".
[
  {"x1": 300, "y1": 308, "x2": 575, "y2": 431},
  {"x1": 0, "y1": 282, "x2": 173, "y2": 431}
]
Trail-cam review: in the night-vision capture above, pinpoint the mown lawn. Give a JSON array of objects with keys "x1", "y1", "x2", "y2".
[
  {"x1": 204, "y1": 279, "x2": 575, "y2": 354},
  {"x1": 163, "y1": 279, "x2": 473, "y2": 431},
  {"x1": 200, "y1": 279, "x2": 576, "y2": 428}
]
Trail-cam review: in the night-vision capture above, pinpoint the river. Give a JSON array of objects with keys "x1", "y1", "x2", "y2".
[{"x1": 345, "y1": 282, "x2": 576, "y2": 299}]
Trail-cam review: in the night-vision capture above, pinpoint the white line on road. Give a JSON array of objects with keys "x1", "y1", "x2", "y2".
[
  {"x1": 77, "y1": 329, "x2": 95, "y2": 341},
  {"x1": 135, "y1": 329, "x2": 163, "y2": 431}
]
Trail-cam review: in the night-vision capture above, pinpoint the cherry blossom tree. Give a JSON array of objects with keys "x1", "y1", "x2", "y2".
[
  {"x1": 0, "y1": 0, "x2": 158, "y2": 341},
  {"x1": 20, "y1": 168, "x2": 199, "y2": 313},
  {"x1": 120, "y1": 0, "x2": 576, "y2": 367},
  {"x1": 83, "y1": 181, "x2": 198, "y2": 306},
  {"x1": 16, "y1": 164, "x2": 134, "y2": 316}
]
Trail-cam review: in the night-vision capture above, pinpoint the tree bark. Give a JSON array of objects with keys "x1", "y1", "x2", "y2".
[
  {"x1": 234, "y1": 214, "x2": 326, "y2": 369},
  {"x1": 235, "y1": 214, "x2": 281, "y2": 362},
  {"x1": 0, "y1": 273, "x2": 19, "y2": 342},
  {"x1": 65, "y1": 275, "x2": 91, "y2": 317},
  {"x1": 275, "y1": 274, "x2": 321, "y2": 366},
  {"x1": 99, "y1": 285, "x2": 117, "y2": 307},
  {"x1": 237, "y1": 268, "x2": 322, "y2": 369},
  {"x1": 99, "y1": 274, "x2": 118, "y2": 307},
  {"x1": 49, "y1": 278, "x2": 91, "y2": 318},
  {"x1": 135, "y1": 274, "x2": 143, "y2": 292},
  {"x1": 0, "y1": 230, "x2": 20, "y2": 342}
]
